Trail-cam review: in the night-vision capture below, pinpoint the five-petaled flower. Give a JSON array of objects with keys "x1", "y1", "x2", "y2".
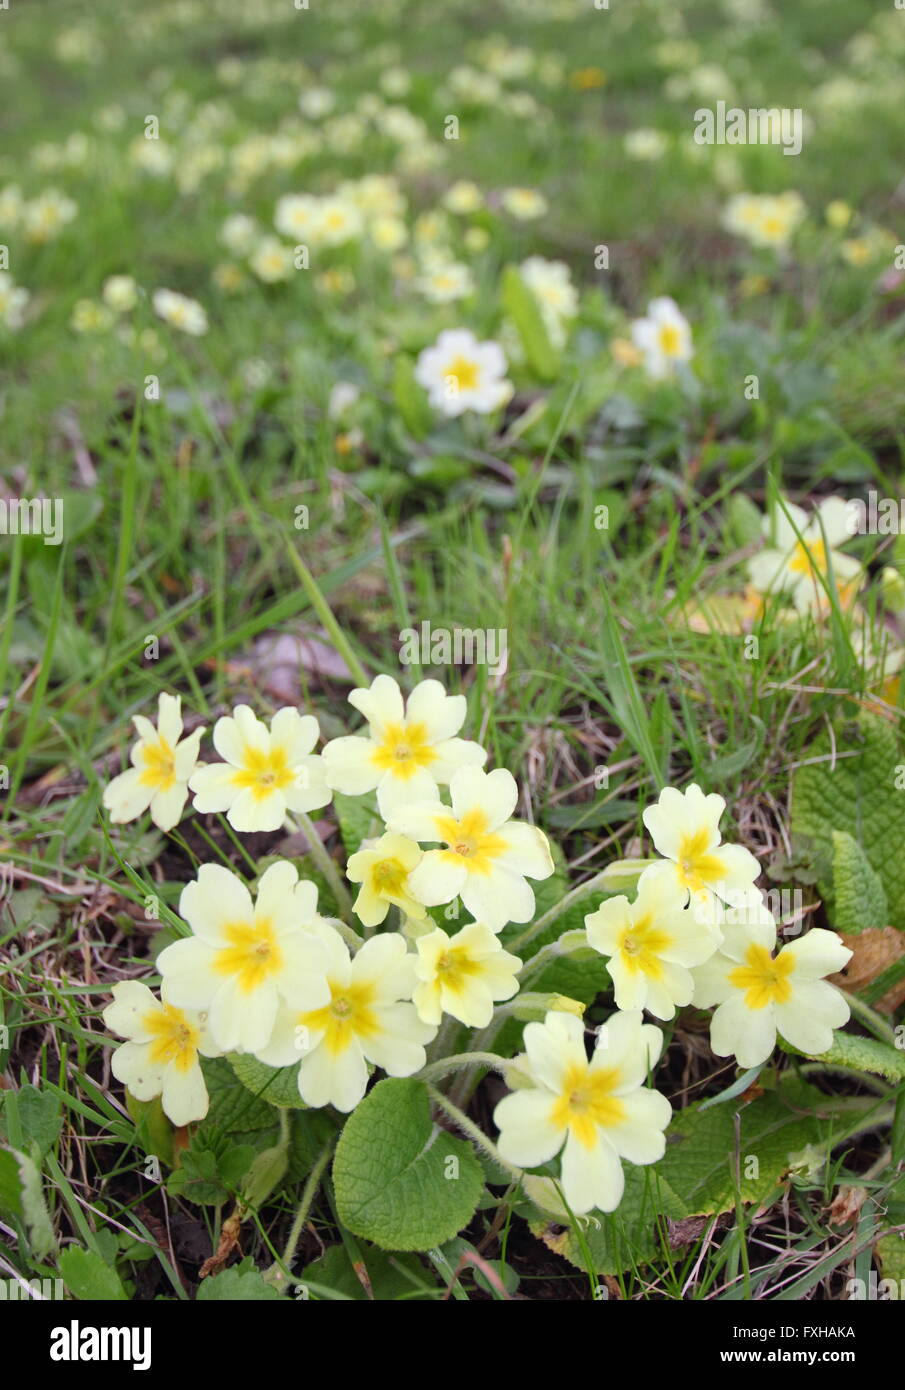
[
  {"x1": 103, "y1": 692, "x2": 205, "y2": 833},
  {"x1": 629, "y1": 296, "x2": 693, "y2": 378},
  {"x1": 387, "y1": 765, "x2": 555, "y2": 932},
  {"x1": 346, "y1": 831, "x2": 427, "y2": 928},
  {"x1": 640, "y1": 782, "x2": 761, "y2": 910},
  {"x1": 584, "y1": 873, "x2": 716, "y2": 1020},
  {"x1": 189, "y1": 705, "x2": 331, "y2": 833},
  {"x1": 748, "y1": 496, "x2": 862, "y2": 614},
  {"x1": 413, "y1": 922, "x2": 522, "y2": 1027},
  {"x1": 103, "y1": 980, "x2": 220, "y2": 1126},
  {"x1": 494, "y1": 1010, "x2": 671, "y2": 1215},
  {"x1": 254, "y1": 927, "x2": 435, "y2": 1112},
  {"x1": 692, "y1": 896, "x2": 852, "y2": 1067},
  {"x1": 156, "y1": 862, "x2": 331, "y2": 1054},
  {"x1": 322, "y1": 675, "x2": 486, "y2": 818}
]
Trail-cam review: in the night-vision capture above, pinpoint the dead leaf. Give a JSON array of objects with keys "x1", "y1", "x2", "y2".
[
  {"x1": 828, "y1": 1186, "x2": 867, "y2": 1227},
  {"x1": 667, "y1": 1215, "x2": 712, "y2": 1250},
  {"x1": 199, "y1": 1205, "x2": 244, "y2": 1279},
  {"x1": 831, "y1": 928, "x2": 905, "y2": 1013},
  {"x1": 242, "y1": 628, "x2": 354, "y2": 700}
]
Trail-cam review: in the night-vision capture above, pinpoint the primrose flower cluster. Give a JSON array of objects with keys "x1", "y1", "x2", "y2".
[{"x1": 102, "y1": 679, "x2": 852, "y2": 1217}]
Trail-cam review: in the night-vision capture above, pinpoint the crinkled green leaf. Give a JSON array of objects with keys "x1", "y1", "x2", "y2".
[
  {"x1": 791, "y1": 713, "x2": 905, "y2": 928},
  {"x1": 788, "y1": 1029, "x2": 905, "y2": 1082},
  {"x1": 332, "y1": 790, "x2": 380, "y2": 859},
  {"x1": 299, "y1": 1241, "x2": 435, "y2": 1300},
  {"x1": 0, "y1": 1144, "x2": 56, "y2": 1259},
  {"x1": 333, "y1": 1078, "x2": 484, "y2": 1251},
  {"x1": 832, "y1": 830, "x2": 888, "y2": 933},
  {"x1": 229, "y1": 1053, "x2": 308, "y2": 1109}
]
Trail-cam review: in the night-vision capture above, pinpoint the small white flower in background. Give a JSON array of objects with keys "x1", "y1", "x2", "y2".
[
  {"x1": 328, "y1": 381, "x2": 360, "y2": 420},
  {"x1": 23, "y1": 189, "x2": 77, "y2": 243},
  {"x1": 346, "y1": 831, "x2": 427, "y2": 928},
  {"x1": 692, "y1": 901, "x2": 852, "y2": 1067},
  {"x1": 723, "y1": 191, "x2": 805, "y2": 250},
  {"x1": 624, "y1": 128, "x2": 668, "y2": 161},
  {"x1": 368, "y1": 214, "x2": 408, "y2": 252},
  {"x1": 189, "y1": 704, "x2": 331, "y2": 833},
  {"x1": 0, "y1": 271, "x2": 30, "y2": 331},
  {"x1": 255, "y1": 927, "x2": 435, "y2": 1112},
  {"x1": 157, "y1": 862, "x2": 331, "y2": 1055},
  {"x1": 274, "y1": 193, "x2": 319, "y2": 242},
  {"x1": 388, "y1": 765, "x2": 554, "y2": 933},
  {"x1": 584, "y1": 872, "x2": 717, "y2": 1020},
  {"x1": 322, "y1": 675, "x2": 486, "y2": 817},
  {"x1": 630, "y1": 297, "x2": 693, "y2": 378},
  {"x1": 640, "y1": 783, "x2": 761, "y2": 910},
  {"x1": 494, "y1": 1010, "x2": 671, "y2": 1215},
  {"x1": 103, "y1": 980, "x2": 220, "y2": 1126},
  {"x1": 415, "y1": 260, "x2": 474, "y2": 304},
  {"x1": 152, "y1": 288, "x2": 208, "y2": 336},
  {"x1": 520, "y1": 256, "x2": 578, "y2": 348},
  {"x1": 311, "y1": 195, "x2": 364, "y2": 247},
  {"x1": 299, "y1": 86, "x2": 335, "y2": 119},
  {"x1": 413, "y1": 922, "x2": 521, "y2": 1027},
  {"x1": 443, "y1": 180, "x2": 483, "y2": 214},
  {"x1": 220, "y1": 212, "x2": 259, "y2": 255},
  {"x1": 748, "y1": 496, "x2": 862, "y2": 614},
  {"x1": 71, "y1": 299, "x2": 113, "y2": 334},
  {"x1": 102, "y1": 275, "x2": 138, "y2": 312},
  {"x1": 103, "y1": 692, "x2": 204, "y2": 833},
  {"x1": 0, "y1": 184, "x2": 24, "y2": 227},
  {"x1": 249, "y1": 236, "x2": 294, "y2": 283},
  {"x1": 414, "y1": 327, "x2": 513, "y2": 417},
  {"x1": 500, "y1": 186, "x2": 548, "y2": 220}
]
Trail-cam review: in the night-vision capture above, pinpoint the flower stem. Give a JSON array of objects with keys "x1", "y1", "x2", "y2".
[
  {"x1": 427, "y1": 1085, "x2": 523, "y2": 1180},
  {"x1": 417, "y1": 1051, "x2": 513, "y2": 1085},
  {"x1": 847, "y1": 991, "x2": 897, "y2": 1047},
  {"x1": 276, "y1": 1140, "x2": 335, "y2": 1276},
  {"x1": 507, "y1": 869, "x2": 609, "y2": 954},
  {"x1": 292, "y1": 810, "x2": 354, "y2": 918}
]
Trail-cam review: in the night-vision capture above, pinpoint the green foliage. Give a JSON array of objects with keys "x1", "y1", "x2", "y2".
[
  {"x1": 832, "y1": 830, "x2": 888, "y2": 932},
  {"x1": 196, "y1": 1259, "x2": 285, "y2": 1301},
  {"x1": 229, "y1": 1054, "x2": 307, "y2": 1109},
  {"x1": 59, "y1": 1246, "x2": 128, "y2": 1301},
  {"x1": 0, "y1": 1145, "x2": 56, "y2": 1260},
  {"x1": 791, "y1": 713, "x2": 905, "y2": 929},
  {"x1": 333, "y1": 1078, "x2": 484, "y2": 1250},
  {"x1": 500, "y1": 265, "x2": 559, "y2": 381}
]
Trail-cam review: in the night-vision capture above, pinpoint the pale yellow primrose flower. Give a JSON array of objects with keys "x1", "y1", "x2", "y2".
[
  {"x1": 156, "y1": 862, "x2": 331, "y2": 1054},
  {"x1": 189, "y1": 705, "x2": 331, "y2": 834},
  {"x1": 629, "y1": 296, "x2": 693, "y2": 379},
  {"x1": 322, "y1": 675, "x2": 486, "y2": 818},
  {"x1": 254, "y1": 926, "x2": 435, "y2": 1112},
  {"x1": 103, "y1": 980, "x2": 220, "y2": 1126},
  {"x1": 640, "y1": 783, "x2": 760, "y2": 909},
  {"x1": 152, "y1": 288, "x2": 208, "y2": 336},
  {"x1": 103, "y1": 692, "x2": 204, "y2": 833},
  {"x1": 346, "y1": 832, "x2": 426, "y2": 929},
  {"x1": 692, "y1": 902, "x2": 851, "y2": 1067},
  {"x1": 494, "y1": 1010, "x2": 671, "y2": 1215},
  {"x1": 748, "y1": 496, "x2": 861, "y2": 615},
  {"x1": 413, "y1": 922, "x2": 522, "y2": 1027},
  {"x1": 584, "y1": 873, "x2": 717, "y2": 1020},
  {"x1": 387, "y1": 765, "x2": 554, "y2": 933}
]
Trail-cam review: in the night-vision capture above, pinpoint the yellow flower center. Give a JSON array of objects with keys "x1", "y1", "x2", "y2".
[
  {"x1": 144, "y1": 1004, "x2": 200, "y2": 1073},
  {"x1": 434, "y1": 808, "x2": 508, "y2": 876},
  {"x1": 445, "y1": 355, "x2": 480, "y2": 393},
  {"x1": 138, "y1": 738, "x2": 177, "y2": 792},
  {"x1": 550, "y1": 1061, "x2": 625, "y2": 1149},
  {"x1": 788, "y1": 538, "x2": 827, "y2": 577},
  {"x1": 231, "y1": 745, "x2": 295, "y2": 799},
  {"x1": 618, "y1": 915, "x2": 672, "y2": 979},
  {"x1": 300, "y1": 979, "x2": 379, "y2": 1055},
  {"x1": 728, "y1": 942, "x2": 795, "y2": 1009},
  {"x1": 371, "y1": 720, "x2": 437, "y2": 780},
  {"x1": 675, "y1": 827, "x2": 726, "y2": 892},
  {"x1": 657, "y1": 323, "x2": 683, "y2": 357},
  {"x1": 371, "y1": 856, "x2": 407, "y2": 896},
  {"x1": 213, "y1": 918, "x2": 284, "y2": 993},
  {"x1": 435, "y1": 946, "x2": 480, "y2": 994}
]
